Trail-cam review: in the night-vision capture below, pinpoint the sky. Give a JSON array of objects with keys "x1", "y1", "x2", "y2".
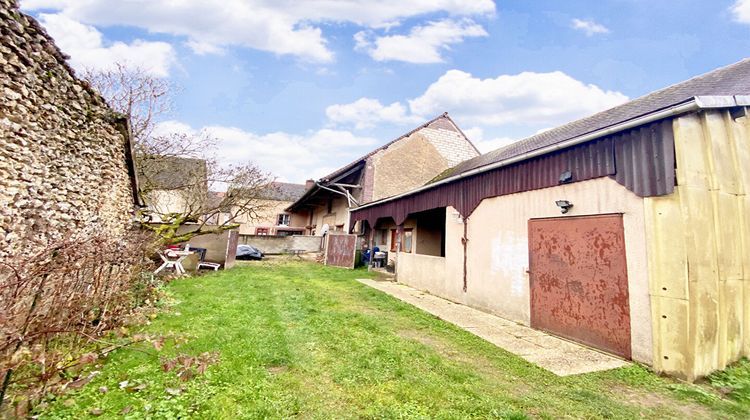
[{"x1": 20, "y1": 0, "x2": 750, "y2": 184}]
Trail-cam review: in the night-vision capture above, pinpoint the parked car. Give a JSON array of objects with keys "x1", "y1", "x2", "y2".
[{"x1": 236, "y1": 244, "x2": 264, "y2": 260}]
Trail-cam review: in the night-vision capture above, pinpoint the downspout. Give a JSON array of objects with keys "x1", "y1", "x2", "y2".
[
  {"x1": 462, "y1": 217, "x2": 468, "y2": 292},
  {"x1": 316, "y1": 182, "x2": 359, "y2": 207}
]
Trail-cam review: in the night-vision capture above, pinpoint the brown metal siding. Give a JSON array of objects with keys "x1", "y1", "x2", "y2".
[
  {"x1": 351, "y1": 118, "x2": 675, "y2": 227},
  {"x1": 610, "y1": 119, "x2": 675, "y2": 196},
  {"x1": 529, "y1": 214, "x2": 632, "y2": 359}
]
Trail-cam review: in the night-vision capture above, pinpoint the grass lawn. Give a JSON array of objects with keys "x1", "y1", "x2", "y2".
[{"x1": 38, "y1": 261, "x2": 750, "y2": 419}]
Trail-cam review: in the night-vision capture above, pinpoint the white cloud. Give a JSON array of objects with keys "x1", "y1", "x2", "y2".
[
  {"x1": 731, "y1": 0, "x2": 750, "y2": 23},
  {"x1": 38, "y1": 13, "x2": 175, "y2": 77},
  {"x1": 355, "y1": 19, "x2": 488, "y2": 63},
  {"x1": 463, "y1": 127, "x2": 516, "y2": 153},
  {"x1": 571, "y1": 18, "x2": 610, "y2": 36},
  {"x1": 327, "y1": 69, "x2": 628, "y2": 143},
  {"x1": 155, "y1": 121, "x2": 378, "y2": 183},
  {"x1": 22, "y1": 0, "x2": 495, "y2": 63},
  {"x1": 326, "y1": 98, "x2": 421, "y2": 129},
  {"x1": 408, "y1": 70, "x2": 628, "y2": 127}
]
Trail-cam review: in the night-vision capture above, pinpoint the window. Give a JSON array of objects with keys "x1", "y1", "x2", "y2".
[
  {"x1": 327, "y1": 199, "x2": 333, "y2": 214},
  {"x1": 277, "y1": 213, "x2": 290, "y2": 226},
  {"x1": 402, "y1": 229, "x2": 413, "y2": 253},
  {"x1": 390, "y1": 228, "x2": 414, "y2": 253},
  {"x1": 256, "y1": 227, "x2": 269, "y2": 235},
  {"x1": 378, "y1": 229, "x2": 388, "y2": 245}
]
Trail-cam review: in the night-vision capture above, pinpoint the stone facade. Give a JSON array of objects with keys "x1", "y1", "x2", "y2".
[
  {"x1": 0, "y1": 0, "x2": 138, "y2": 260},
  {"x1": 370, "y1": 132, "x2": 450, "y2": 202},
  {"x1": 288, "y1": 114, "x2": 480, "y2": 234}
]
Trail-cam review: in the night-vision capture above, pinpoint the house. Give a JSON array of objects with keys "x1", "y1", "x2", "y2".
[
  {"x1": 233, "y1": 181, "x2": 309, "y2": 235},
  {"x1": 287, "y1": 113, "x2": 480, "y2": 236},
  {"x1": 0, "y1": 1, "x2": 140, "y2": 261},
  {"x1": 350, "y1": 59, "x2": 750, "y2": 381},
  {"x1": 137, "y1": 155, "x2": 207, "y2": 223}
]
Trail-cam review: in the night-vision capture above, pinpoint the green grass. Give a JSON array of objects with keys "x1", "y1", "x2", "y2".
[{"x1": 37, "y1": 261, "x2": 750, "y2": 419}]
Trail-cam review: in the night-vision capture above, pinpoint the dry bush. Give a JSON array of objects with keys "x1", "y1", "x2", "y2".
[{"x1": 0, "y1": 232, "x2": 157, "y2": 412}]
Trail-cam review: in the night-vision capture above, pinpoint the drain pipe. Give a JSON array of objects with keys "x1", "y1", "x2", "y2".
[{"x1": 316, "y1": 182, "x2": 359, "y2": 207}]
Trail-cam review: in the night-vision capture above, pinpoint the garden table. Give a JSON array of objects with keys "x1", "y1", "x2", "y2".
[{"x1": 154, "y1": 250, "x2": 191, "y2": 275}]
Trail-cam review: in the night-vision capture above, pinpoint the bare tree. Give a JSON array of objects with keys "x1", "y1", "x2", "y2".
[{"x1": 83, "y1": 64, "x2": 276, "y2": 243}]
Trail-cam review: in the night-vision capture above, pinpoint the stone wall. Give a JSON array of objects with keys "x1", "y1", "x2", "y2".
[
  {"x1": 371, "y1": 133, "x2": 449, "y2": 201},
  {"x1": 0, "y1": 1, "x2": 137, "y2": 261}
]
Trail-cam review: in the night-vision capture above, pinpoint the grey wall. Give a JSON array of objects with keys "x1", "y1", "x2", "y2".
[{"x1": 239, "y1": 235, "x2": 322, "y2": 254}]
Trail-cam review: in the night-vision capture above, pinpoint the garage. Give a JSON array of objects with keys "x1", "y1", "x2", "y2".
[{"x1": 528, "y1": 214, "x2": 631, "y2": 359}]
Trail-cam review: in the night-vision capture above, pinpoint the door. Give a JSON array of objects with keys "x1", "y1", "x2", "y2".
[{"x1": 528, "y1": 214, "x2": 631, "y2": 359}]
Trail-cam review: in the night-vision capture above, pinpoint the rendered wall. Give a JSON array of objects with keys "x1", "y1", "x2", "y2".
[
  {"x1": 238, "y1": 234, "x2": 322, "y2": 254},
  {"x1": 234, "y1": 199, "x2": 306, "y2": 235},
  {"x1": 647, "y1": 109, "x2": 750, "y2": 380},
  {"x1": 397, "y1": 253, "x2": 447, "y2": 293},
  {"x1": 400, "y1": 178, "x2": 653, "y2": 364},
  {"x1": 310, "y1": 196, "x2": 350, "y2": 234}
]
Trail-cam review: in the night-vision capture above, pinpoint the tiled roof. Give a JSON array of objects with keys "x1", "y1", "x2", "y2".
[
  {"x1": 259, "y1": 182, "x2": 307, "y2": 201},
  {"x1": 137, "y1": 156, "x2": 207, "y2": 190},
  {"x1": 440, "y1": 58, "x2": 750, "y2": 179}
]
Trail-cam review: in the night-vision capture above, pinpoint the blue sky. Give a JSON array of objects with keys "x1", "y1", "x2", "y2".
[{"x1": 21, "y1": 0, "x2": 750, "y2": 183}]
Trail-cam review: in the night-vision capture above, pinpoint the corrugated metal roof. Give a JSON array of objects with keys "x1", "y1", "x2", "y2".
[{"x1": 439, "y1": 58, "x2": 750, "y2": 180}]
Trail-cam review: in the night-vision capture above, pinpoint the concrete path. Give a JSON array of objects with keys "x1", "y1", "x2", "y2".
[{"x1": 357, "y1": 278, "x2": 629, "y2": 376}]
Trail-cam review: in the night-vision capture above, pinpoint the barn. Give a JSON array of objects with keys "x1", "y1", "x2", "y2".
[{"x1": 350, "y1": 59, "x2": 750, "y2": 381}]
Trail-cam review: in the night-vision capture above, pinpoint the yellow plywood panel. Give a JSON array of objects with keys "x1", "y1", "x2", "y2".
[
  {"x1": 702, "y1": 111, "x2": 740, "y2": 194},
  {"x1": 651, "y1": 296, "x2": 690, "y2": 377},
  {"x1": 678, "y1": 187, "x2": 719, "y2": 283},
  {"x1": 742, "y1": 196, "x2": 750, "y2": 358},
  {"x1": 673, "y1": 114, "x2": 711, "y2": 189},
  {"x1": 712, "y1": 191, "x2": 744, "y2": 281},
  {"x1": 688, "y1": 276, "x2": 720, "y2": 380},
  {"x1": 744, "y1": 280, "x2": 750, "y2": 357},
  {"x1": 718, "y1": 279, "x2": 744, "y2": 368},
  {"x1": 742, "y1": 195, "x2": 750, "y2": 277},
  {"x1": 729, "y1": 113, "x2": 750, "y2": 194},
  {"x1": 644, "y1": 194, "x2": 688, "y2": 299}
]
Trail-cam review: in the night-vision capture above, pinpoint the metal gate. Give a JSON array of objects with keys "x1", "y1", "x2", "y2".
[
  {"x1": 528, "y1": 214, "x2": 631, "y2": 359},
  {"x1": 324, "y1": 233, "x2": 357, "y2": 269}
]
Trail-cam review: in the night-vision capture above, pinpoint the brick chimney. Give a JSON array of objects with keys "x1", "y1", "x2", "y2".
[{"x1": 305, "y1": 179, "x2": 315, "y2": 190}]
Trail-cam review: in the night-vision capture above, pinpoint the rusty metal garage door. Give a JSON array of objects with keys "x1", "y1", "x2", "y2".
[
  {"x1": 528, "y1": 214, "x2": 631, "y2": 359},
  {"x1": 324, "y1": 233, "x2": 357, "y2": 269}
]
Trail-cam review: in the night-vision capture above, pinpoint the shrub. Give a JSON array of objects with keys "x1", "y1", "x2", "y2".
[{"x1": 0, "y1": 232, "x2": 157, "y2": 413}]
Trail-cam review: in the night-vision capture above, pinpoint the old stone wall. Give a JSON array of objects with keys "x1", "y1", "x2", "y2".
[
  {"x1": 0, "y1": 1, "x2": 137, "y2": 261},
  {"x1": 371, "y1": 133, "x2": 449, "y2": 201}
]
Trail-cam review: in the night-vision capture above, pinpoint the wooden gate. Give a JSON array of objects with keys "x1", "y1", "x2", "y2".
[
  {"x1": 324, "y1": 233, "x2": 357, "y2": 269},
  {"x1": 528, "y1": 214, "x2": 631, "y2": 359}
]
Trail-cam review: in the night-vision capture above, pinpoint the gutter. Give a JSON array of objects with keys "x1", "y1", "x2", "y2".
[{"x1": 352, "y1": 95, "x2": 746, "y2": 213}]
